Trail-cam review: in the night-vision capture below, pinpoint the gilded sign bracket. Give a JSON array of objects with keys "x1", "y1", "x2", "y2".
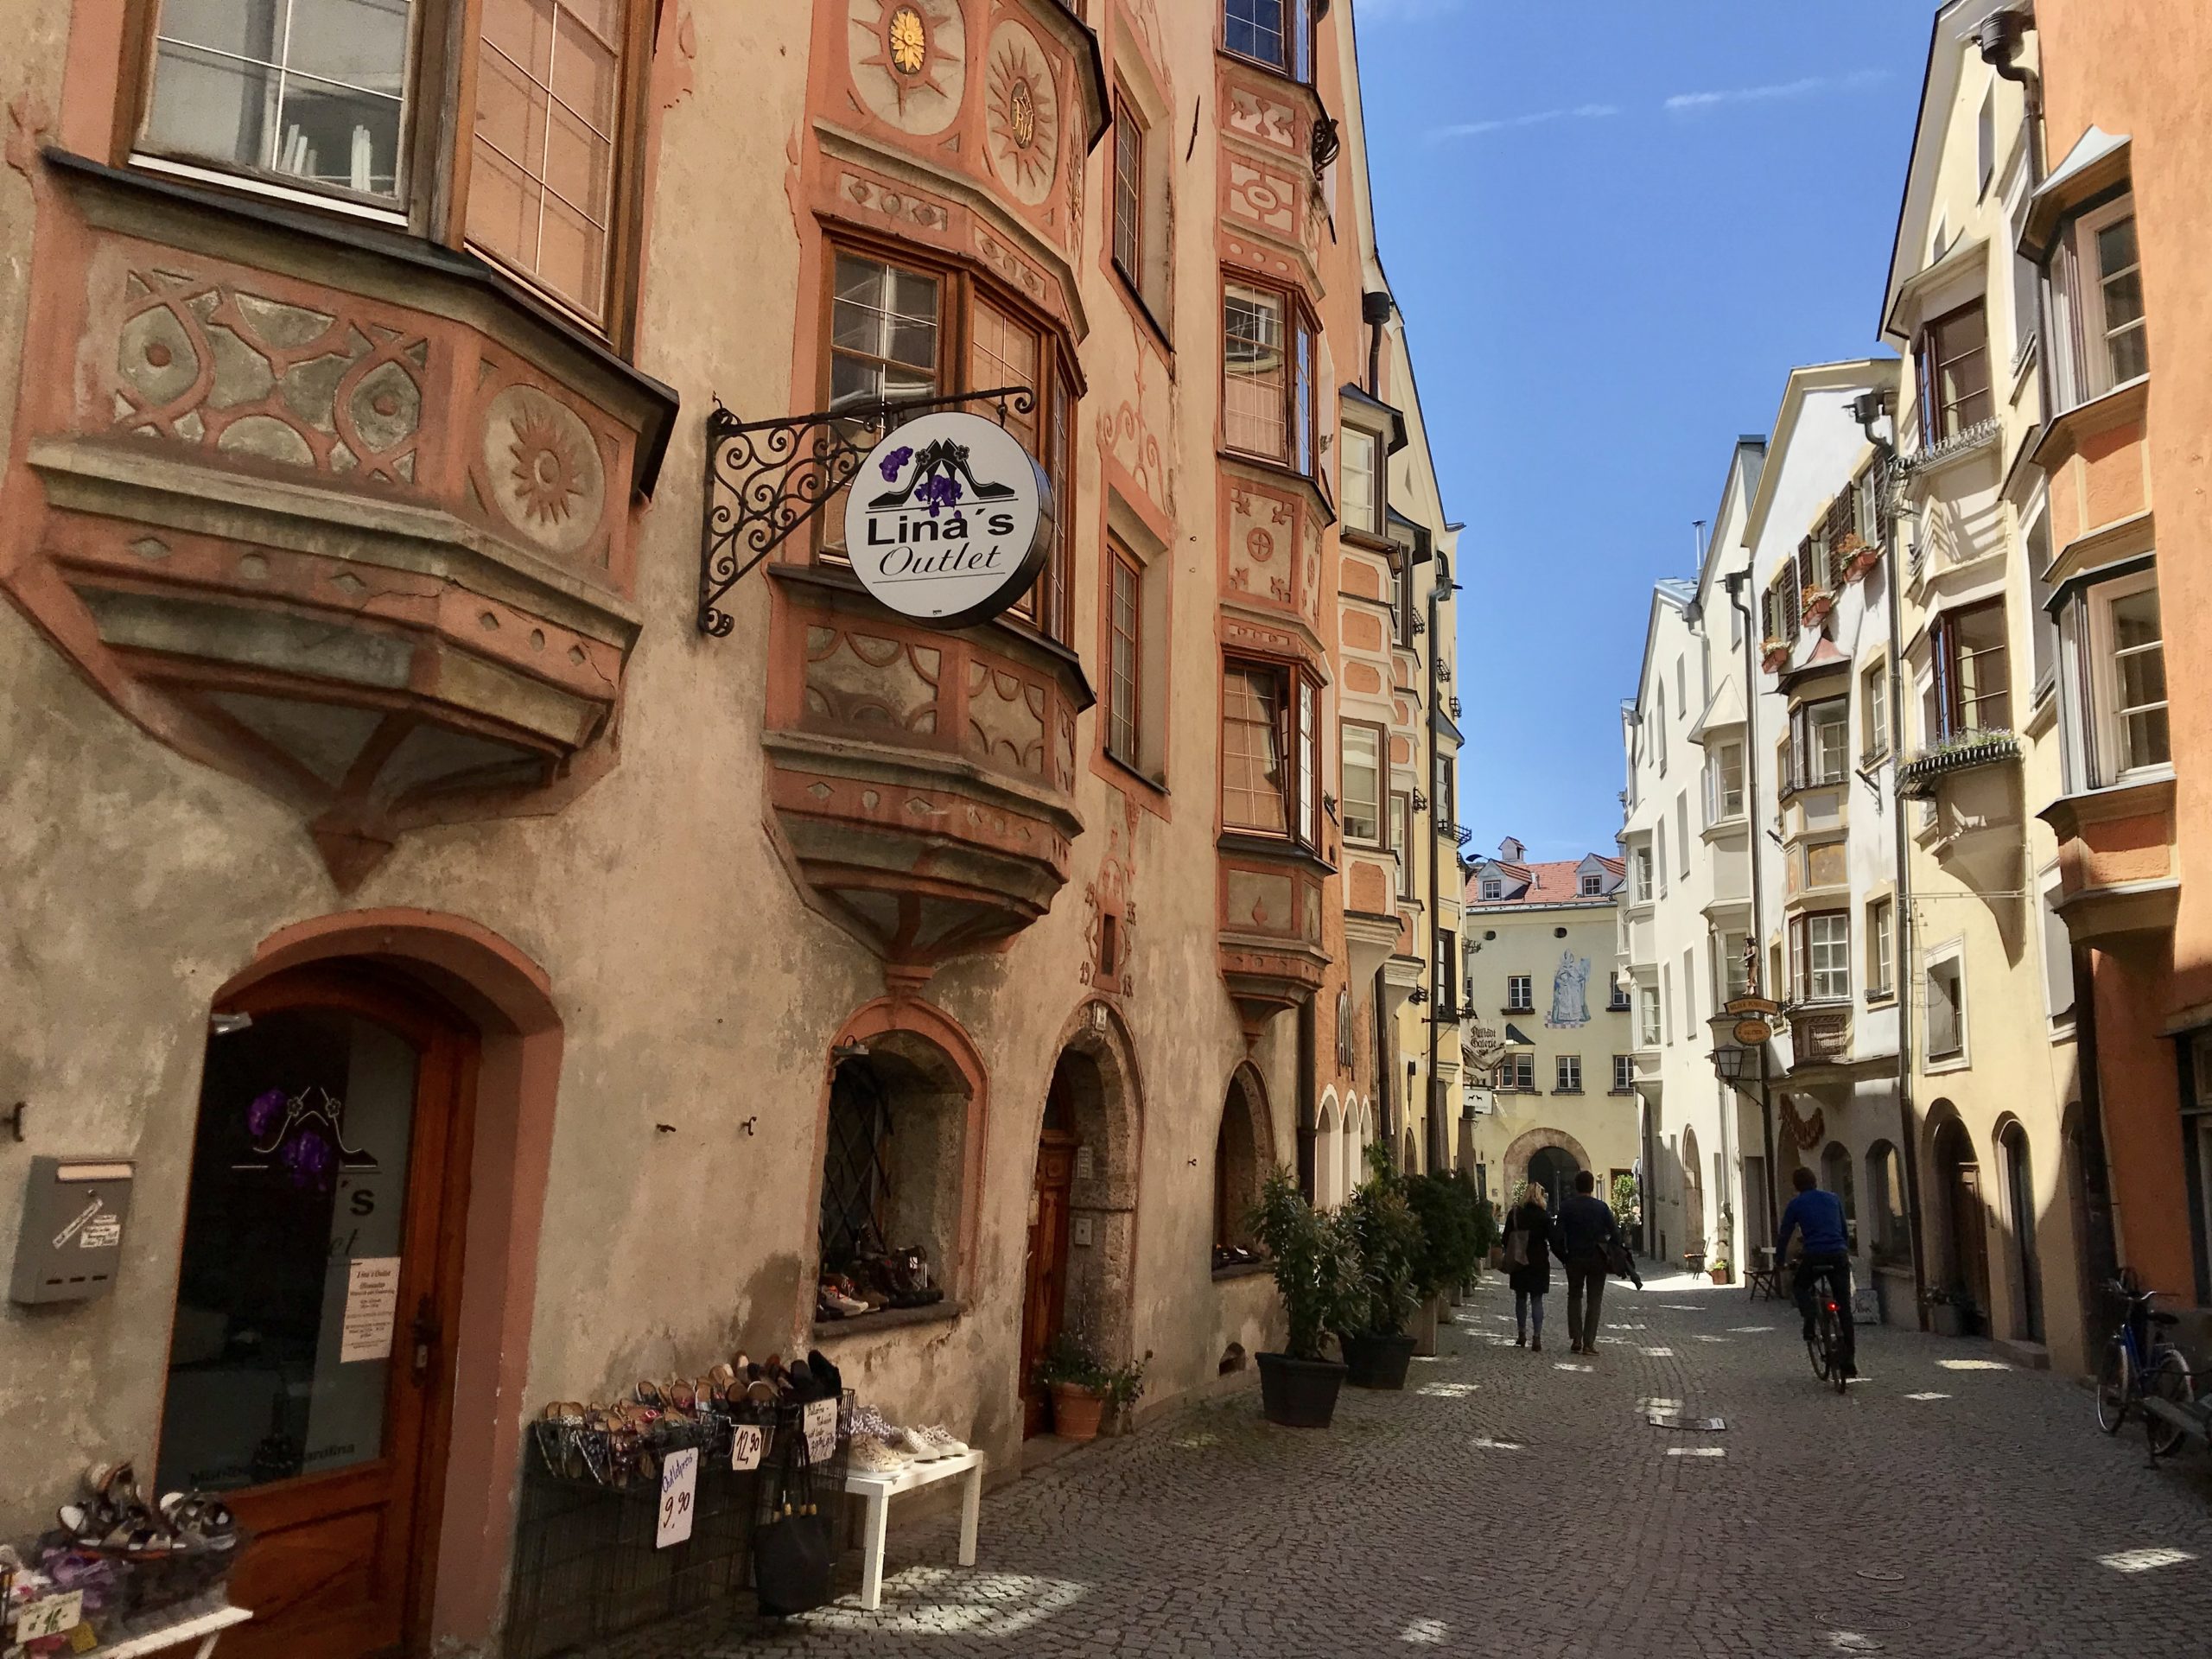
[{"x1": 697, "y1": 385, "x2": 1036, "y2": 637}]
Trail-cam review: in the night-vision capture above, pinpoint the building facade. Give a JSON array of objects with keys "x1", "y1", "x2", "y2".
[
  {"x1": 1463, "y1": 842, "x2": 1633, "y2": 1211},
  {"x1": 0, "y1": 3, "x2": 1467, "y2": 1654}
]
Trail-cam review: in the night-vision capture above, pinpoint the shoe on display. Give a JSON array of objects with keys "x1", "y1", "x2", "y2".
[
  {"x1": 910, "y1": 1425, "x2": 968, "y2": 1459},
  {"x1": 846, "y1": 1433, "x2": 912, "y2": 1475}
]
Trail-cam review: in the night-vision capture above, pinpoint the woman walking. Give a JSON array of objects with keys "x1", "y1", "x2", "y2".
[{"x1": 1503, "y1": 1184, "x2": 1554, "y2": 1351}]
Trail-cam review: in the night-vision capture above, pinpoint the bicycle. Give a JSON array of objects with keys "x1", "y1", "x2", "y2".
[
  {"x1": 1800, "y1": 1262, "x2": 1851, "y2": 1395},
  {"x1": 2095, "y1": 1269, "x2": 2195, "y2": 1456}
]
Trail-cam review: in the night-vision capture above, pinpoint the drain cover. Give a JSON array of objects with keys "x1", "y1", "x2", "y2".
[{"x1": 1647, "y1": 1411, "x2": 1727, "y2": 1431}]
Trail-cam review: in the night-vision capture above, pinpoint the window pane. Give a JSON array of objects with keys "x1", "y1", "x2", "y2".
[
  {"x1": 1113, "y1": 101, "x2": 1142, "y2": 277},
  {"x1": 1224, "y1": 0, "x2": 1287, "y2": 68},
  {"x1": 145, "y1": 0, "x2": 412, "y2": 199},
  {"x1": 1341, "y1": 428, "x2": 1379, "y2": 534},
  {"x1": 1224, "y1": 283, "x2": 1287, "y2": 459},
  {"x1": 1109, "y1": 556, "x2": 1141, "y2": 760},
  {"x1": 1298, "y1": 679, "x2": 1319, "y2": 845},
  {"x1": 1222, "y1": 665, "x2": 1287, "y2": 833},
  {"x1": 1342, "y1": 726, "x2": 1380, "y2": 843},
  {"x1": 467, "y1": 0, "x2": 621, "y2": 317}
]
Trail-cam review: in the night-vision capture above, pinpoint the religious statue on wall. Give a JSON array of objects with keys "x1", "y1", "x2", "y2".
[{"x1": 1546, "y1": 950, "x2": 1592, "y2": 1029}]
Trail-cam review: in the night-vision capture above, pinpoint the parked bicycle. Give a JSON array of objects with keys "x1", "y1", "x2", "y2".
[
  {"x1": 2095, "y1": 1269, "x2": 2196, "y2": 1456},
  {"x1": 1801, "y1": 1261, "x2": 1850, "y2": 1395}
]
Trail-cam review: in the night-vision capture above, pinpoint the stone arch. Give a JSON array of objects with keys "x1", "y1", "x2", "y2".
[
  {"x1": 1040, "y1": 999, "x2": 1147, "y2": 1370},
  {"x1": 1681, "y1": 1123, "x2": 1706, "y2": 1257},
  {"x1": 1993, "y1": 1113, "x2": 2044, "y2": 1344},
  {"x1": 1924, "y1": 1100, "x2": 1991, "y2": 1320},
  {"x1": 219, "y1": 908, "x2": 563, "y2": 1650},
  {"x1": 1502, "y1": 1124, "x2": 1592, "y2": 1199},
  {"x1": 1316, "y1": 1088, "x2": 1343, "y2": 1207},
  {"x1": 1214, "y1": 1062, "x2": 1275, "y2": 1254}
]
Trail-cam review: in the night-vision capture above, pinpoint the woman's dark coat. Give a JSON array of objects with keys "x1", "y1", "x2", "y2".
[{"x1": 1503, "y1": 1200, "x2": 1554, "y2": 1296}]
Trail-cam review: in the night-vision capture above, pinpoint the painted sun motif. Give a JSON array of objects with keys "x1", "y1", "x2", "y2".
[
  {"x1": 509, "y1": 410, "x2": 583, "y2": 525},
  {"x1": 887, "y1": 6, "x2": 927, "y2": 75},
  {"x1": 983, "y1": 23, "x2": 1059, "y2": 204},
  {"x1": 852, "y1": 0, "x2": 963, "y2": 128}
]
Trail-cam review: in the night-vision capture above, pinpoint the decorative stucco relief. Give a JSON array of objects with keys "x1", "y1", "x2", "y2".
[
  {"x1": 965, "y1": 660, "x2": 1046, "y2": 775},
  {"x1": 973, "y1": 224, "x2": 1052, "y2": 308},
  {"x1": 848, "y1": 0, "x2": 967, "y2": 135},
  {"x1": 804, "y1": 626, "x2": 944, "y2": 732},
  {"x1": 1224, "y1": 82, "x2": 1299, "y2": 153},
  {"x1": 840, "y1": 169, "x2": 951, "y2": 231},
  {"x1": 1227, "y1": 483, "x2": 1296, "y2": 607},
  {"x1": 1225, "y1": 158, "x2": 1299, "y2": 237},
  {"x1": 1081, "y1": 791, "x2": 1141, "y2": 994},
  {"x1": 480, "y1": 384, "x2": 608, "y2": 561},
  {"x1": 982, "y1": 19, "x2": 1061, "y2": 207},
  {"x1": 110, "y1": 267, "x2": 428, "y2": 484}
]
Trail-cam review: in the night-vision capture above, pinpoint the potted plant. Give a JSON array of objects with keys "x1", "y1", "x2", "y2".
[
  {"x1": 1336, "y1": 1147, "x2": 1427, "y2": 1389},
  {"x1": 1707, "y1": 1257, "x2": 1732, "y2": 1286},
  {"x1": 1034, "y1": 1331, "x2": 1108, "y2": 1442},
  {"x1": 1406, "y1": 1167, "x2": 1482, "y2": 1344},
  {"x1": 1920, "y1": 1285, "x2": 1980, "y2": 1338},
  {"x1": 1761, "y1": 639, "x2": 1789, "y2": 673},
  {"x1": 1096, "y1": 1350, "x2": 1150, "y2": 1434},
  {"x1": 1469, "y1": 1187, "x2": 1498, "y2": 1287},
  {"x1": 1249, "y1": 1168, "x2": 1363, "y2": 1427}
]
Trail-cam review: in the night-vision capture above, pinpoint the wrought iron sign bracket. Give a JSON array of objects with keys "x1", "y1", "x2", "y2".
[{"x1": 697, "y1": 385, "x2": 1036, "y2": 637}]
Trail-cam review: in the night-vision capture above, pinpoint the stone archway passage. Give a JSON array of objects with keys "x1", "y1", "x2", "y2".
[
  {"x1": 1502, "y1": 1124, "x2": 1593, "y2": 1204},
  {"x1": 1045, "y1": 1003, "x2": 1146, "y2": 1376}
]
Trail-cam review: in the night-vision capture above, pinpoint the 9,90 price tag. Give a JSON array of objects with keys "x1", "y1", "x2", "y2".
[{"x1": 657, "y1": 1446, "x2": 698, "y2": 1549}]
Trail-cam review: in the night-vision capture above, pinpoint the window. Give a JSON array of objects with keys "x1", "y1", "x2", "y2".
[
  {"x1": 1480, "y1": 876, "x2": 1503, "y2": 901},
  {"x1": 1224, "y1": 280, "x2": 1314, "y2": 474},
  {"x1": 2040, "y1": 873, "x2": 2076, "y2": 1031},
  {"x1": 2095, "y1": 578, "x2": 2169, "y2": 779},
  {"x1": 1916, "y1": 300, "x2": 1993, "y2": 445},
  {"x1": 1339, "y1": 723, "x2": 1382, "y2": 846},
  {"x1": 830, "y1": 253, "x2": 941, "y2": 409},
  {"x1": 1659, "y1": 966, "x2": 1672, "y2": 1046},
  {"x1": 1706, "y1": 740, "x2": 1745, "y2": 823},
  {"x1": 1612, "y1": 1054, "x2": 1634, "y2": 1092},
  {"x1": 1675, "y1": 794, "x2": 1690, "y2": 876},
  {"x1": 1931, "y1": 601, "x2": 2012, "y2": 740},
  {"x1": 1681, "y1": 947, "x2": 1697, "y2": 1039},
  {"x1": 1821, "y1": 1141, "x2": 1858, "y2": 1233},
  {"x1": 1632, "y1": 846, "x2": 1653, "y2": 904},
  {"x1": 1556, "y1": 1055, "x2": 1582, "y2": 1094},
  {"x1": 1861, "y1": 664, "x2": 1889, "y2": 763},
  {"x1": 1638, "y1": 986, "x2": 1661, "y2": 1047},
  {"x1": 1656, "y1": 821, "x2": 1669, "y2": 899},
  {"x1": 1498, "y1": 1052, "x2": 1535, "y2": 1092},
  {"x1": 1433, "y1": 753, "x2": 1456, "y2": 839},
  {"x1": 1927, "y1": 954, "x2": 1965, "y2": 1062},
  {"x1": 1435, "y1": 930, "x2": 1457, "y2": 1018},
  {"x1": 1112, "y1": 92, "x2": 1144, "y2": 286},
  {"x1": 819, "y1": 1052, "x2": 966, "y2": 1292},
  {"x1": 1791, "y1": 912, "x2": 1850, "y2": 1003},
  {"x1": 2049, "y1": 197, "x2": 2148, "y2": 408},
  {"x1": 1789, "y1": 697, "x2": 1849, "y2": 790},
  {"x1": 1866, "y1": 1141, "x2": 1910, "y2": 1263},
  {"x1": 2027, "y1": 512, "x2": 2058, "y2": 696},
  {"x1": 1389, "y1": 794, "x2": 1412, "y2": 896},
  {"x1": 1223, "y1": 659, "x2": 1319, "y2": 844},
  {"x1": 133, "y1": 0, "x2": 649, "y2": 328},
  {"x1": 1505, "y1": 975, "x2": 1532, "y2": 1013},
  {"x1": 1976, "y1": 84, "x2": 1996, "y2": 196},
  {"x1": 1390, "y1": 552, "x2": 1414, "y2": 646},
  {"x1": 1608, "y1": 971, "x2": 1631, "y2": 1011},
  {"x1": 1655, "y1": 689, "x2": 1668, "y2": 774},
  {"x1": 1580, "y1": 873, "x2": 1604, "y2": 897},
  {"x1": 1224, "y1": 0, "x2": 1313, "y2": 80},
  {"x1": 1091, "y1": 543, "x2": 1139, "y2": 766},
  {"x1": 1340, "y1": 425, "x2": 1384, "y2": 538},
  {"x1": 1720, "y1": 930, "x2": 1751, "y2": 1002},
  {"x1": 1866, "y1": 898, "x2": 1894, "y2": 1001}
]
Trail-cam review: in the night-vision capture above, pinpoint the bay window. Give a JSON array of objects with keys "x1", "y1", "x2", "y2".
[
  {"x1": 822, "y1": 247, "x2": 1077, "y2": 639},
  {"x1": 128, "y1": 0, "x2": 652, "y2": 332},
  {"x1": 1791, "y1": 911, "x2": 1851, "y2": 1004},
  {"x1": 1389, "y1": 793, "x2": 1412, "y2": 895},
  {"x1": 1704, "y1": 739, "x2": 1745, "y2": 823},
  {"x1": 2049, "y1": 196, "x2": 2149, "y2": 410},
  {"x1": 1929, "y1": 601, "x2": 2012, "y2": 741},
  {"x1": 1224, "y1": 278, "x2": 1316, "y2": 476},
  {"x1": 1789, "y1": 697, "x2": 1848, "y2": 791},
  {"x1": 2058, "y1": 570, "x2": 2169, "y2": 790},
  {"x1": 1638, "y1": 986, "x2": 1662, "y2": 1048},
  {"x1": 1340, "y1": 722, "x2": 1383, "y2": 846},
  {"x1": 1222, "y1": 658, "x2": 1322, "y2": 849},
  {"x1": 1916, "y1": 300, "x2": 1993, "y2": 445},
  {"x1": 1340, "y1": 424, "x2": 1384, "y2": 539},
  {"x1": 1224, "y1": 0, "x2": 1314, "y2": 82}
]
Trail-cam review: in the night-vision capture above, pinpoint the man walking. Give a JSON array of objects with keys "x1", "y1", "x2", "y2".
[{"x1": 1553, "y1": 1170, "x2": 1620, "y2": 1357}]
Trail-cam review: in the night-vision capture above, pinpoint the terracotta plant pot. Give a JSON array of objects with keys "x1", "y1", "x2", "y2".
[
  {"x1": 1255, "y1": 1352, "x2": 1347, "y2": 1427},
  {"x1": 1048, "y1": 1382, "x2": 1106, "y2": 1442},
  {"x1": 1708, "y1": 1267, "x2": 1732, "y2": 1286}
]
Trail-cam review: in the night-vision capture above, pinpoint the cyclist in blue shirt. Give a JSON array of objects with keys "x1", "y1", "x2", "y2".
[{"x1": 1775, "y1": 1166, "x2": 1855, "y2": 1376}]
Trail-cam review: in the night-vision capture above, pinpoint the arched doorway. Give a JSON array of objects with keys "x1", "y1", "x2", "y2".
[
  {"x1": 1998, "y1": 1119, "x2": 2044, "y2": 1344},
  {"x1": 162, "y1": 965, "x2": 477, "y2": 1659},
  {"x1": 1214, "y1": 1065, "x2": 1276, "y2": 1264},
  {"x1": 1681, "y1": 1126, "x2": 1706, "y2": 1258},
  {"x1": 1316, "y1": 1094, "x2": 1343, "y2": 1207},
  {"x1": 1527, "y1": 1146, "x2": 1580, "y2": 1214},
  {"x1": 1019, "y1": 1068, "x2": 1079, "y2": 1438},
  {"x1": 1930, "y1": 1109, "x2": 1991, "y2": 1329}
]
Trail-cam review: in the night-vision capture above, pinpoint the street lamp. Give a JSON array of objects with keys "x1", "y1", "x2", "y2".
[{"x1": 1707, "y1": 1001, "x2": 1782, "y2": 1246}]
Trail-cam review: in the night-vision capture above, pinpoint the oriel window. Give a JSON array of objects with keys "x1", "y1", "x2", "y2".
[{"x1": 1916, "y1": 300, "x2": 1993, "y2": 444}]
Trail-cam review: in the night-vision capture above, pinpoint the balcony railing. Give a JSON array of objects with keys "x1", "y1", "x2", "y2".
[{"x1": 1897, "y1": 731, "x2": 2020, "y2": 799}]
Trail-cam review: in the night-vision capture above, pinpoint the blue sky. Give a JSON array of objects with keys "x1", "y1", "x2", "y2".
[{"x1": 1353, "y1": 0, "x2": 1936, "y2": 861}]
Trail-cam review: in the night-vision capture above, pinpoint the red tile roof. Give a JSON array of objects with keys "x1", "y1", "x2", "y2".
[{"x1": 1468, "y1": 856, "x2": 1619, "y2": 908}]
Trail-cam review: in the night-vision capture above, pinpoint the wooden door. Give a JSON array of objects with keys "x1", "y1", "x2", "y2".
[
  {"x1": 159, "y1": 969, "x2": 474, "y2": 1659},
  {"x1": 1952, "y1": 1160, "x2": 1992, "y2": 1322},
  {"x1": 1019, "y1": 1128, "x2": 1077, "y2": 1438}
]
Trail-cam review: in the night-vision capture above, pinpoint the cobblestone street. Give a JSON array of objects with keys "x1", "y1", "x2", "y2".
[{"x1": 601, "y1": 1270, "x2": 2212, "y2": 1659}]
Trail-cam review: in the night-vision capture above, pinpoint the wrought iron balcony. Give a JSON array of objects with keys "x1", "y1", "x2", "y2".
[{"x1": 1897, "y1": 731, "x2": 2021, "y2": 798}]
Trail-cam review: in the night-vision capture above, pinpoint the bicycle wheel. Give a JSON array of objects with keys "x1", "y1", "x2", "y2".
[
  {"x1": 2096, "y1": 1338, "x2": 2133, "y2": 1433},
  {"x1": 1806, "y1": 1319, "x2": 1830, "y2": 1381},
  {"x1": 2146, "y1": 1346, "x2": 2196, "y2": 1458},
  {"x1": 1821, "y1": 1310, "x2": 1848, "y2": 1393}
]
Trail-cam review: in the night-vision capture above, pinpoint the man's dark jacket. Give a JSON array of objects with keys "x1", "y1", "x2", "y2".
[{"x1": 1553, "y1": 1193, "x2": 1620, "y2": 1265}]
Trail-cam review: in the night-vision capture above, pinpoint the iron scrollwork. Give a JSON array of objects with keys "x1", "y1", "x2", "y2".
[{"x1": 696, "y1": 385, "x2": 1037, "y2": 637}]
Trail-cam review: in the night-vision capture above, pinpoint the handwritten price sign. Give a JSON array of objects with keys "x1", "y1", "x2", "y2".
[
  {"x1": 657, "y1": 1446, "x2": 698, "y2": 1549},
  {"x1": 729, "y1": 1422, "x2": 765, "y2": 1472},
  {"x1": 804, "y1": 1397, "x2": 838, "y2": 1462},
  {"x1": 16, "y1": 1591, "x2": 84, "y2": 1642}
]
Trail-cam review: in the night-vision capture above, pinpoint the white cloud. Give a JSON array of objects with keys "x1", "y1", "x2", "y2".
[
  {"x1": 1664, "y1": 69, "x2": 1888, "y2": 112},
  {"x1": 1427, "y1": 104, "x2": 1619, "y2": 143}
]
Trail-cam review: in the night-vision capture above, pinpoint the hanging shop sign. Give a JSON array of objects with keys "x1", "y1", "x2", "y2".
[{"x1": 842, "y1": 412, "x2": 1052, "y2": 628}]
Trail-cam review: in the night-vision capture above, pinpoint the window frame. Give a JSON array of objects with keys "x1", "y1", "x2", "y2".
[
  {"x1": 1106, "y1": 540, "x2": 1144, "y2": 767},
  {"x1": 1499, "y1": 1052, "x2": 1535, "y2": 1092},
  {"x1": 1219, "y1": 655, "x2": 1324, "y2": 849},
  {"x1": 1866, "y1": 897, "x2": 1894, "y2": 1002},
  {"x1": 1389, "y1": 792, "x2": 1413, "y2": 897},
  {"x1": 1637, "y1": 985, "x2": 1662, "y2": 1048},
  {"x1": 1338, "y1": 420, "x2": 1387, "y2": 541},
  {"x1": 1706, "y1": 738, "x2": 1745, "y2": 823},
  {"x1": 1611, "y1": 1054, "x2": 1634, "y2": 1093},
  {"x1": 2087, "y1": 571, "x2": 2170, "y2": 785},
  {"x1": 817, "y1": 235, "x2": 1079, "y2": 642},
  {"x1": 1222, "y1": 0, "x2": 1315, "y2": 84},
  {"x1": 119, "y1": 0, "x2": 658, "y2": 343},
  {"x1": 1788, "y1": 696, "x2": 1849, "y2": 792},
  {"x1": 1505, "y1": 975, "x2": 1532, "y2": 1014},
  {"x1": 1930, "y1": 600, "x2": 2012, "y2": 742},
  {"x1": 1222, "y1": 273, "x2": 1318, "y2": 478},
  {"x1": 1111, "y1": 89, "x2": 1146, "y2": 291},
  {"x1": 1338, "y1": 720, "x2": 1386, "y2": 848},
  {"x1": 1580, "y1": 872, "x2": 1605, "y2": 898},
  {"x1": 1916, "y1": 298, "x2": 1994, "y2": 446},
  {"x1": 1925, "y1": 945, "x2": 1968, "y2": 1066},
  {"x1": 1860, "y1": 661, "x2": 1890, "y2": 764},
  {"x1": 1555, "y1": 1054, "x2": 1582, "y2": 1095},
  {"x1": 1790, "y1": 910, "x2": 1852, "y2": 1005},
  {"x1": 2050, "y1": 193, "x2": 2149, "y2": 410}
]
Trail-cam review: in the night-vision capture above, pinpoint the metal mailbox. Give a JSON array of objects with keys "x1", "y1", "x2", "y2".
[{"x1": 10, "y1": 1158, "x2": 134, "y2": 1305}]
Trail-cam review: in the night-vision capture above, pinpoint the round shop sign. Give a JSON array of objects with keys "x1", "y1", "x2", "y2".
[
  {"x1": 1733, "y1": 1018, "x2": 1772, "y2": 1046},
  {"x1": 842, "y1": 411, "x2": 1053, "y2": 628}
]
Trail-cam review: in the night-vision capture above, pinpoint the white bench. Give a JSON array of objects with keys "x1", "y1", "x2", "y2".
[
  {"x1": 81, "y1": 1604, "x2": 251, "y2": 1658},
  {"x1": 840, "y1": 1449, "x2": 983, "y2": 1611}
]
